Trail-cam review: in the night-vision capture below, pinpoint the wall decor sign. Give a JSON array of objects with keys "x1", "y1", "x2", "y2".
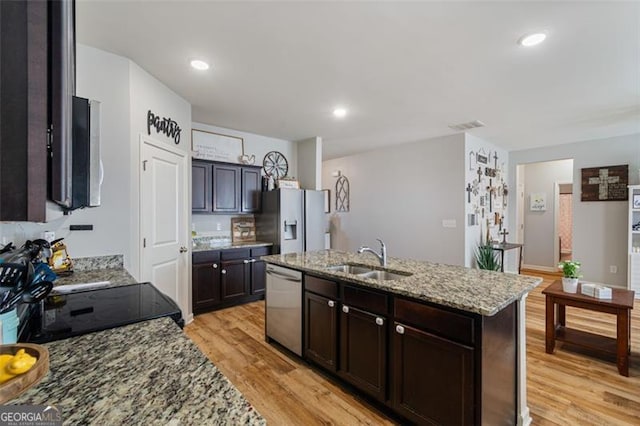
[
  {"x1": 336, "y1": 175, "x2": 350, "y2": 212},
  {"x1": 530, "y1": 192, "x2": 547, "y2": 211},
  {"x1": 192, "y1": 129, "x2": 244, "y2": 163},
  {"x1": 581, "y1": 164, "x2": 628, "y2": 201},
  {"x1": 476, "y1": 153, "x2": 488, "y2": 164},
  {"x1": 147, "y1": 110, "x2": 182, "y2": 144},
  {"x1": 231, "y1": 217, "x2": 256, "y2": 243}
]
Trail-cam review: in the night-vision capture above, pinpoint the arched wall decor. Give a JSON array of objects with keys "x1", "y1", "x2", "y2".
[{"x1": 335, "y1": 175, "x2": 350, "y2": 212}]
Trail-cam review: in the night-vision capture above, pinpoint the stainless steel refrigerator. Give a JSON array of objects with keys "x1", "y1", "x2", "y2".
[{"x1": 257, "y1": 189, "x2": 325, "y2": 254}]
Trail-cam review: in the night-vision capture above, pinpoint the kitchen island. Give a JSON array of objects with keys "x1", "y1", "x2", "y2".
[
  {"x1": 263, "y1": 250, "x2": 542, "y2": 426},
  {"x1": 13, "y1": 317, "x2": 264, "y2": 425}
]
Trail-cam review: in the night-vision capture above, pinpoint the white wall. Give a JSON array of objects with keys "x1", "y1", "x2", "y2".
[
  {"x1": 297, "y1": 137, "x2": 322, "y2": 190},
  {"x1": 128, "y1": 62, "x2": 192, "y2": 278},
  {"x1": 191, "y1": 122, "x2": 297, "y2": 235},
  {"x1": 521, "y1": 159, "x2": 573, "y2": 269},
  {"x1": 509, "y1": 133, "x2": 640, "y2": 287},
  {"x1": 464, "y1": 134, "x2": 509, "y2": 269},
  {"x1": 322, "y1": 134, "x2": 466, "y2": 265}
]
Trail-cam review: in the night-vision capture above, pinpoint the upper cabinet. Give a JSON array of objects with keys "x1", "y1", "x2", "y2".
[
  {"x1": 192, "y1": 160, "x2": 262, "y2": 214},
  {"x1": 0, "y1": 1, "x2": 49, "y2": 222}
]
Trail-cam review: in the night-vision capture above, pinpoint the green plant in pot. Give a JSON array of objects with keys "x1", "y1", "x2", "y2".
[
  {"x1": 558, "y1": 260, "x2": 581, "y2": 293},
  {"x1": 475, "y1": 245, "x2": 501, "y2": 271}
]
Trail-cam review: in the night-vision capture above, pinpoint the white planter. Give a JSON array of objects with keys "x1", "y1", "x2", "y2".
[{"x1": 562, "y1": 277, "x2": 579, "y2": 293}]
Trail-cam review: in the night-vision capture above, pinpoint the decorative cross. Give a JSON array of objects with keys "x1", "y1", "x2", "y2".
[
  {"x1": 477, "y1": 166, "x2": 483, "y2": 183},
  {"x1": 502, "y1": 183, "x2": 509, "y2": 207},
  {"x1": 494, "y1": 151, "x2": 499, "y2": 169},
  {"x1": 487, "y1": 178, "x2": 497, "y2": 212},
  {"x1": 589, "y1": 168, "x2": 620, "y2": 200},
  {"x1": 499, "y1": 228, "x2": 509, "y2": 244},
  {"x1": 466, "y1": 183, "x2": 473, "y2": 203}
]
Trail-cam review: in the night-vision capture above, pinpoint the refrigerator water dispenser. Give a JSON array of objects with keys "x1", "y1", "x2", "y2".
[{"x1": 283, "y1": 220, "x2": 298, "y2": 240}]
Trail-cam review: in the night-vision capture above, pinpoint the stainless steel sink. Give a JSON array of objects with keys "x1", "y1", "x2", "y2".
[
  {"x1": 325, "y1": 264, "x2": 374, "y2": 274},
  {"x1": 358, "y1": 270, "x2": 412, "y2": 281}
]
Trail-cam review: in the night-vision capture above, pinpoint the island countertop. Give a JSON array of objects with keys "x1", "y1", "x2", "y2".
[
  {"x1": 13, "y1": 317, "x2": 265, "y2": 425},
  {"x1": 262, "y1": 250, "x2": 542, "y2": 316}
]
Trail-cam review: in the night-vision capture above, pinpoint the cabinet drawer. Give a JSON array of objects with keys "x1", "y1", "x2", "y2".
[
  {"x1": 251, "y1": 246, "x2": 271, "y2": 257},
  {"x1": 221, "y1": 249, "x2": 250, "y2": 261},
  {"x1": 394, "y1": 298, "x2": 474, "y2": 345},
  {"x1": 305, "y1": 275, "x2": 338, "y2": 299},
  {"x1": 193, "y1": 250, "x2": 220, "y2": 265},
  {"x1": 342, "y1": 285, "x2": 388, "y2": 315}
]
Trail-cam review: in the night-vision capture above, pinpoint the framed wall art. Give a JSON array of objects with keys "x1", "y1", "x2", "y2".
[
  {"x1": 581, "y1": 164, "x2": 628, "y2": 201},
  {"x1": 192, "y1": 129, "x2": 244, "y2": 163},
  {"x1": 530, "y1": 193, "x2": 547, "y2": 211}
]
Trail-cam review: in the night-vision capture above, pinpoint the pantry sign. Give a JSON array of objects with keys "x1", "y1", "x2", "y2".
[{"x1": 147, "y1": 110, "x2": 182, "y2": 145}]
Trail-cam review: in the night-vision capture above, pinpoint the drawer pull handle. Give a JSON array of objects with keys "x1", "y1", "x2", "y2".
[
  {"x1": 328, "y1": 300, "x2": 335, "y2": 308},
  {"x1": 376, "y1": 317, "x2": 384, "y2": 326},
  {"x1": 342, "y1": 305, "x2": 349, "y2": 313},
  {"x1": 396, "y1": 325, "x2": 405, "y2": 334},
  {"x1": 212, "y1": 263, "x2": 218, "y2": 269}
]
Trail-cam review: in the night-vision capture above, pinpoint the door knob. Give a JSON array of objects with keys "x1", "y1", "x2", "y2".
[
  {"x1": 221, "y1": 269, "x2": 227, "y2": 275},
  {"x1": 376, "y1": 317, "x2": 384, "y2": 326},
  {"x1": 212, "y1": 263, "x2": 218, "y2": 269},
  {"x1": 179, "y1": 246, "x2": 188, "y2": 253},
  {"x1": 395, "y1": 325, "x2": 405, "y2": 334},
  {"x1": 327, "y1": 300, "x2": 335, "y2": 308},
  {"x1": 342, "y1": 305, "x2": 349, "y2": 313}
]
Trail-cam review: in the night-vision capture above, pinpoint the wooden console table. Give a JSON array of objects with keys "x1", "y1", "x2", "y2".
[
  {"x1": 543, "y1": 280, "x2": 635, "y2": 376},
  {"x1": 490, "y1": 242, "x2": 524, "y2": 274}
]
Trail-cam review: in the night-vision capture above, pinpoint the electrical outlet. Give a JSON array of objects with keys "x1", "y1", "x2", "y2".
[
  {"x1": 610, "y1": 265, "x2": 618, "y2": 274},
  {"x1": 216, "y1": 223, "x2": 222, "y2": 231}
]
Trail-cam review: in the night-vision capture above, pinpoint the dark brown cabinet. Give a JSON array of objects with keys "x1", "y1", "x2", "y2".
[
  {"x1": 0, "y1": 0, "x2": 48, "y2": 222},
  {"x1": 192, "y1": 162, "x2": 212, "y2": 212},
  {"x1": 283, "y1": 272, "x2": 518, "y2": 425},
  {"x1": 241, "y1": 167, "x2": 261, "y2": 213},
  {"x1": 192, "y1": 246, "x2": 271, "y2": 314},
  {"x1": 212, "y1": 163, "x2": 241, "y2": 213},
  {"x1": 304, "y1": 291, "x2": 338, "y2": 372},
  {"x1": 192, "y1": 160, "x2": 262, "y2": 214},
  {"x1": 192, "y1": 251, "x2": 221, "y2": 311},
  {"x1": 392, "y1": 322, "x2": 474, "y2": 425},
  {"x1": 339, "y1": 306, "x2": 387, "y2": 402}
]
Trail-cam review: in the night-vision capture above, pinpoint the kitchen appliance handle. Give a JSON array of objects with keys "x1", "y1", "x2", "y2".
[{"x1": 266, "y1": 269, "x2": 301, "y2": 283}]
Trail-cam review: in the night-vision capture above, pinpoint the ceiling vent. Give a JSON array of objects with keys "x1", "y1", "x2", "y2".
[{"x1": 448, "y1": 120, "x2": 485, "y2": 131}]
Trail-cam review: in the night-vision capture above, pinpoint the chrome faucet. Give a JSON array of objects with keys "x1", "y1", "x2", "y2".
[{"x1": 358, "y1": 239, "x2": 387, "y2": 267}]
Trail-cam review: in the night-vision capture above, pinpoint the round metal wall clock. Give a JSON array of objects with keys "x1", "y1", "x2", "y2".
[{"x1": 262, "y1": 151, "x2": 289, "y2": 179}]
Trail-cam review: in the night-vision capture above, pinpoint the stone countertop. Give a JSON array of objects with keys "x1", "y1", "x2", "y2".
[
  {"x1": 193, "y1": 240, "x2": 272, "y2": 252},
  {"x1": 52, "y1": 268, "x2": 137, "y2": 293},
  {"x1": 262, "y1": 250, "x2": 542, "y2": 316},
  {"x1": 13, "y1": 317, "x2": 265, "y2": 425}
]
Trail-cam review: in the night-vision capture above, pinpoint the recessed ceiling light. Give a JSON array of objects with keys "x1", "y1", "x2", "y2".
[
  {"x1": 333, "y1": 108, "x2": 347, "y2": 118},
  {"x1": 518, "y1": 33, "x2": 547, "y2": 47},
  {"x1": 190, "y1": 59, "x2": 210, "y2": 70}
]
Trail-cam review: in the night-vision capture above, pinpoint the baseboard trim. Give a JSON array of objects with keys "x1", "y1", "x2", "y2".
[{"x1": 522, "y1": 264, "x2": 557, "y2": 273}]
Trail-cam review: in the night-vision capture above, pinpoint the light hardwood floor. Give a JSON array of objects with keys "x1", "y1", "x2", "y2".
[{"x1": 185, "y1": 271, "x2": 640, "y2": 425}]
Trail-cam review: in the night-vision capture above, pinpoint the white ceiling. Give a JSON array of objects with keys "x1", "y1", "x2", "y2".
[{"x1": 76, "y1": 1, "x2": 640, "y2": 159}]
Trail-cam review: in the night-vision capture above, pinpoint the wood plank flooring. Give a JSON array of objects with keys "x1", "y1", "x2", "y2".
[{"x1": 184, "y1": 271, "x2": 640, "y2": 425}]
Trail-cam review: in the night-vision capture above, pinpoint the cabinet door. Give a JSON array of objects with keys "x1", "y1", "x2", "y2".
[
  {"x1": 339, "y1": 306, "x2": 387, "y2": 402},
  {"x1": 241, "y1": 167, "x2": 262, "y2": 213},
  {"x1": 212, "y1": 164, "x2": 240, "y2": 213},
  {"x1": 392, "y1": 322, "x2": 474, "y2": 426},
  {"x1": 304, "y1": 291, "x2": 338, "y2": 372},
  {"x1": 192, "y1": 261, "x2": 220, "y2": 311},
  {"x1": 250, "y1": 259, "x2": 266, "y2": 295},
  {"x1": 192, "y1": 161, "x2": 212, "y2": 212},
  {"x1": 0, "y1": 0, "x2": 47, "y2": 222},
  {"x1": 220, "y1": 260, "x2": 249, "y2": 301}
]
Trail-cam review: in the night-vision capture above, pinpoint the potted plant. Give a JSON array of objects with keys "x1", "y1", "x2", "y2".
[
  {"x1": 475, "y1": 244, "x2": 501, "y2": 271},
  {"x1": 558, "y1": 260, "x2": 581, "y2": 293}
]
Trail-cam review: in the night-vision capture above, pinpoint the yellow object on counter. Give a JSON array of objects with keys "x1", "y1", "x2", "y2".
[{"x1": 0, "y1": 349, "x2": 37, "y2": 383}]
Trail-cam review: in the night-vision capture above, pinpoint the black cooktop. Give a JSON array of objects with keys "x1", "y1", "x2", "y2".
[{"x1": 21, "y1": 282, "x2": 183, "y2": 343}]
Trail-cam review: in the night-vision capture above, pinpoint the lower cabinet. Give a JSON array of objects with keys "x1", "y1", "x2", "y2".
[
  {"x1": 339, "y1": 305, "x2": 387, "y2": 402},
  {"x1": 294, "y1": 273, "x2": 517, "y2": 426},
  {"x1": 392, "y1": 322, "x2": 474, "y2": 425},
  {"x1": 192, "y1": 246, "x2": 271, "y2": 314},
  {"x1": 304, "y1": 291, "x2": 338, "y2": 372}
]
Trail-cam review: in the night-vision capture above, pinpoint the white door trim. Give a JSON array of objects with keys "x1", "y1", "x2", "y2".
[{"x1": 138, "y1": 134, "x2": 190, "y2": 319}]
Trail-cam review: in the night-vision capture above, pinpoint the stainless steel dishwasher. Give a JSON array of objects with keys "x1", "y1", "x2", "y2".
[{"x1": 265, "y1": 264, "x2": 302, "y2": 356}]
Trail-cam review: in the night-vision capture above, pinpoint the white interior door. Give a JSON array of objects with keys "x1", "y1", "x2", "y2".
[{"x1": 140, "y1": 137, "x2": 188, "y2": 314}]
